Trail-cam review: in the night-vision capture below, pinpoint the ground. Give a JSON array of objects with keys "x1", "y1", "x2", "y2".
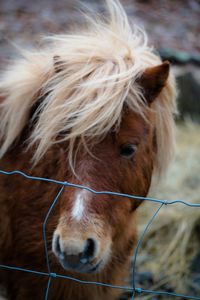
[
  {"x1": 135, "y1": 122, "x2": 200, "y2": 299},
  {"x1": 0, "y1": 0, "x2": 199, "y2": 67}
]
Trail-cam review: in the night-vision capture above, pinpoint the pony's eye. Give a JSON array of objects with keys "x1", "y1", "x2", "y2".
[{"x1": 120, "y1": 144, "x2": 137, "y2": 158}]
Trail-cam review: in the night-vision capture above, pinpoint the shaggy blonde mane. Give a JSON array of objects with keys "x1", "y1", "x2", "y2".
[{"x1": 0, "y1": 0, "x2": 177, "y2": 174}]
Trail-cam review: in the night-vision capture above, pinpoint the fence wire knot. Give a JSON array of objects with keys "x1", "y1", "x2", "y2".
[
  {"x1": 49, "y1": 273, "x2": 57, "y2": 278},
  {"x1": 135, "y1": 288, "x2": 142, "y2": 294}
]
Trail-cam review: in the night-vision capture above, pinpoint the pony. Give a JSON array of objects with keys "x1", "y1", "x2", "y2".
[{"x1": 0, "y1": 1, "x2": 177, "y2": 299}]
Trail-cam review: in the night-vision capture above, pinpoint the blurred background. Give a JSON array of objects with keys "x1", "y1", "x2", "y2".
[{"x1": 0, "y1": 0, "x2": 200, "y2": 299}]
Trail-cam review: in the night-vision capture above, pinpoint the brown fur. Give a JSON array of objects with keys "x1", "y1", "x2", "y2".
[{"x1": 0, "y1": 108, "x2": 157, "y2": 300}]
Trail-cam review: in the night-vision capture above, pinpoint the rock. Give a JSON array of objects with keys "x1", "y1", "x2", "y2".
[
  {"x1": 176, "y1": 72, "x2": 200, "y2": 122},
  {"x1": 159, "y1": 48, "x2": 191, "y2": 65},
  {"x1": 134, "y1": 271, "x2": 154, "y2": 287}
]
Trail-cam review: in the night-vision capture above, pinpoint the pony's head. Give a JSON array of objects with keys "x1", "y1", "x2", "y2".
[{"x1": 0, "y1": 0, "x2": 177, "y2": 275}]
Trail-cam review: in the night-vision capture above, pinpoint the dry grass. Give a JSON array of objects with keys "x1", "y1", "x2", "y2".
[{"x1": 137, "y1": 121, "x2": 200, "y2": 297}]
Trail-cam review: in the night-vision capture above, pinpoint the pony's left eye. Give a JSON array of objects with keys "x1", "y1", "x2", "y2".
[{"x1": 120, "y1": 144, "x2": 137, "y2": 159}]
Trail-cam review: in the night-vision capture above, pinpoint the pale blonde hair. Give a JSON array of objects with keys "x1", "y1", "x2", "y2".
[{"x1": 0, "y1": 0, "x2": 177, "y2": 175}]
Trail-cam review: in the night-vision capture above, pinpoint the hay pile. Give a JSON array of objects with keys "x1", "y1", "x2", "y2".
[{"x1": 136, "y1": 122, "x2": 200, "y2": 298}]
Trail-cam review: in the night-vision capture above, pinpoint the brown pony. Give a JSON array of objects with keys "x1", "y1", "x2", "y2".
[{"x1": 0, "y1": 1, "x2": 177, "y2": 299}]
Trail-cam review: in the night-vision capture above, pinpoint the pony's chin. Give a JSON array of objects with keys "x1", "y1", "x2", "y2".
[{"x1": 59, "y1": 258, "x2": 104, "y2": 274}]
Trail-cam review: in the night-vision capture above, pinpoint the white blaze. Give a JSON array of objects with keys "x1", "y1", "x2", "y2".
[{"x1": 72, "y1": 190, "x2": 89, "y2": 221}]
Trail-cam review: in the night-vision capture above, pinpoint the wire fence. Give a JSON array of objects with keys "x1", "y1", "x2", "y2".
[{"x1": 0, "y1": 169, "x2": 200, "y2": 300}]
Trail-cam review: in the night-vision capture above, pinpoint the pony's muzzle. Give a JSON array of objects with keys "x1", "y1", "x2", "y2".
[{"x1": 52, "y1": 233, "x2": 100, "y2": 273}]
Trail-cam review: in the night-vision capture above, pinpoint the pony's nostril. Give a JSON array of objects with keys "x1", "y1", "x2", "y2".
[
  {"x1": 81, "y1": 238, "x2": 96, "y2": 264},
  {"x1": 54, "y1": 234, "x2": 62, "y2": 256},
  {"x1": 85, "y1": 238, "x2": 96, "y2": 257}
]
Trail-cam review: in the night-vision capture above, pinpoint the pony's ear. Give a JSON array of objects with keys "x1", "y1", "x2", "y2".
[
  {"x1": 138, "y1": 61, "x2": 170, "y2": 104},
  {"x1": 53, "y1": 55, "x2": 64, "y2": 73}
]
